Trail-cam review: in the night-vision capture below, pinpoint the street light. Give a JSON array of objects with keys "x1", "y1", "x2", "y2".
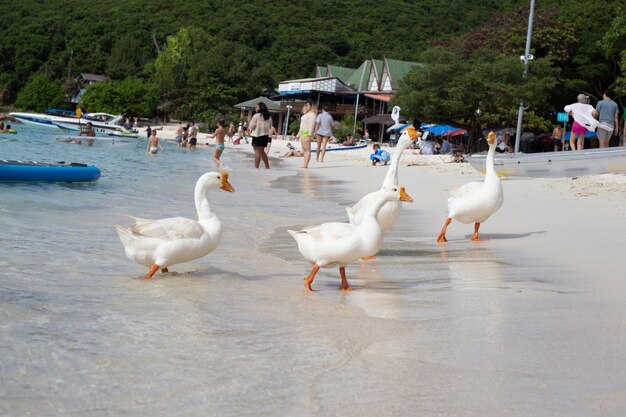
[
  {"x1": 283, "y1": 105, "x2": 292, "y2": 139},
  {"x1": 514, "y1": 0, "x2": 536, "y2": 153}
]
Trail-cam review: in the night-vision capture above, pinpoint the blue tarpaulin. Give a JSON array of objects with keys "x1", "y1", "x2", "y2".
[
  {"x1": 387, "y1": 123, "x2": 468, "y2": 136},
  {"x1": 564, "y1": 130, "x2": 596, "y2": 141}
]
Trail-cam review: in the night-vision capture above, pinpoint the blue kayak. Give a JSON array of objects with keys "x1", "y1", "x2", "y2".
[{"x1": 0, "y1": 160, "x2": 101, "y2": 182}]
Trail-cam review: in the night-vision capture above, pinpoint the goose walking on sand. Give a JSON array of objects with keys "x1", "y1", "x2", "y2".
[
  {"x1": 116, "y1": 172, "x2": 235, "y2": 279},
  {"x1": 289, "y1": 186, "x2": 413, "y2": 291},
  {"x1": 437, "y1": 131, "x2": 503, "y2": 243}
]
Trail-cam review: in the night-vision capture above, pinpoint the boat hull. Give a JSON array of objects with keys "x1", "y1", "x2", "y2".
[
  {"x1": 9, "y1": 112, "x2": 58, "y2": 128},
  {"x1": 466, "y1": 147, "x2": 626, "y2": 177},
  {"x1": 10, "y1": 111, "x2": 125, "y2": 135},
  {"x1": 310, "y1": 144, "x2": 367, "y2": 152},
  {"x1": 0, "y1": 160, "x2": 101, "y2": 182}
]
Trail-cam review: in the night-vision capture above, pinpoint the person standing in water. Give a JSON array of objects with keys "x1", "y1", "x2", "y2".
[
  {"x1": 314, "y1": 105, "x2": 334, "y2": 163},
  {"x1": 296, "y1": 100, "x2": 317, "y2": 169},
  {"x1": 146, "y1": 130, "x2": 164, "y2": 155},
  {"x1": 213, "y1": 117, "x2": 226, "y2": 167},
  {"x1": 249, "y1": 102, "x2": 273, "y2": 169}
]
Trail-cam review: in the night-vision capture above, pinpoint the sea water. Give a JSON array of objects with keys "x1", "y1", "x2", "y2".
[{"x1": 1, "y1": 125, "x2": 625, "y2": 416}]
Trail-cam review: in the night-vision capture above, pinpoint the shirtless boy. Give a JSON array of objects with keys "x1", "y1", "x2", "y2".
[
  {"x1": 146, "y1": 130, "x2": 164, "y2": 155},
  {"x1": 213, "y1": 118, "x2": 226, "y2": 167}
]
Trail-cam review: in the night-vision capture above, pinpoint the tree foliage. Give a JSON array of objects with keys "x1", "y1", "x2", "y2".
[
  {"x1": 80, "y1": 77, "x2": 159, "y2": 116},
  {"x1": 15, "y1": 74, "x2": 65, "y2": 111},
  {"x1": 0, "y1": 0, "x2": 622, "y2": 128},
  {"x1": 394, "y1": 47, "x2": 559, "y2": 150}
]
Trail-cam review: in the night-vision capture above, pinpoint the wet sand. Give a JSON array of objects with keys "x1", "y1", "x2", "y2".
[
  {"x1": 261, "y1": 142, "x2": 626, "y2": 416},
  {"x1": 2, "y1": 130, "x2": 626, "y2": 416}
]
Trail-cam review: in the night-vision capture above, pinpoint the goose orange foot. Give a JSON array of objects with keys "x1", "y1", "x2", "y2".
[
  {"x1": 338, "y1": 267, "x2": 353, "y2": 291},
  {"x1": 303, "y1": 264, "x2": 320, "y2": 292},
  {"x1": 142, "y1": 264, "x2": 160, "y2": 280}
]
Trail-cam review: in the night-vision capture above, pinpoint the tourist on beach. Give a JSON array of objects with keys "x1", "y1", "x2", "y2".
[
  {"x1": 551, "y1": 124, "x2": 564, "y2": 151},
  {"x1": 595, "y1": 90, "x2": 619, "y2": 148},
  {"x1": 179, "y1": 123, "x2": 189, "y2": 147},
  {"x1": 296, "y1": 100, "x2": 317, "y2": 168},
  {"x1": 314, "y1": 105, "x2": 334, "y2": 163},
  {"x1": 213, "y1": 117, "x2": 226, "y2": 167},
  {"x1": 228, "y1": 122, "x2": 236, "y2": 143},
  {"x1": 342, "y1": 135, "x2": 356, "y2": 146},
  {"x1": 188, "y1": 121, "x2": 198, "y2": 150},
  {"x1": 266, "y1": 125, "x2": 277, "y2": 153},
  {"x1": 175, "y1": 122, "x2": 185, "y2": 146},
  {"x1": 57, "y1": 122, "x2": 95, "y2": 145},
  {"x1": 249, "y1": 102, "x2": 273, "y2": 169},
  {"x1": 281, "y1": 143, "x2": 302, "y2": 158},
  {"x1": 564, "y1": 94, "x2": 598, "y2": 151},
  {"x1": 146, "y1": 130, "x2": 163, "y2": 155},
  {"x1": 370, "y1": 143, "x2": 390, "y2": 165},
  {"x1": 436, "y1": 137, "x2": 453, "y2": 154},
  {"x1": 79, "y1": 122, "x2": 96, "y2": 137},
  {"x1": 418, "y1": 134, "x2": 435, "y2": 155}
]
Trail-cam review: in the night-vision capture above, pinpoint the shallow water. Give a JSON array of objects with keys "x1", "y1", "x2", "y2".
[{"x1": 2, "y1": 125, "x2": 625, "y2": 416}]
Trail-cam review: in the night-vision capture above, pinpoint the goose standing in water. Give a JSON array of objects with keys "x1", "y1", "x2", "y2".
[
  {"x1": 289, "y1": 186, "x2": 413, "y2": 291},
  {"x1": 116, "y1": 172, "x2": 235, "y2": 279}
]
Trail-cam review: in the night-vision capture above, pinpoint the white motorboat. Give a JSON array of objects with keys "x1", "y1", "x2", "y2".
[
  {"x1": 10, "y1": 111, "x2": 125, "y2": 135},
  {"x1": 9, "y1": 111, "x2": 63, "y2": 128},
  {"x1": 52, "y1": 113, "x2": 126, "y2": 135},
  {"x1": 466, "y1": 147, "x2": 626, "y2": 177}
]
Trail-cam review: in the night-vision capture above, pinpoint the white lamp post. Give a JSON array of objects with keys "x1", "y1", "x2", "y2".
[
  {"x1": 284, "y1": 105, "x2": 292, "y2": 139},
  {"x1": 514, "y1": 0, "x2": 536, "y2": 153}
]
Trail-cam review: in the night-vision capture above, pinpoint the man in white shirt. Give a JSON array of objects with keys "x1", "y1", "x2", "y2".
[{"x1": 314, "y1": 106, "x2": 334, "y2": 163}]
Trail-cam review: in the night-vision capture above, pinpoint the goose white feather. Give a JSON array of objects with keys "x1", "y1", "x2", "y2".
[
  {"x1": 347, "y1": 126, "x2": 419, "y2": 230},
  {"x1": 437, "y1": 132, "x2": 503, "y2": 242},
  {"x1": 116, "y1": 171, "x2": 235, "y2": 278},
  {"x1": 289, "y1": 186, "x2": 413, "y2": 291}
]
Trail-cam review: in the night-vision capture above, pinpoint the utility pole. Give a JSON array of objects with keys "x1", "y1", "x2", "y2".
[{"x1": 514, "y1": 0, "x2": 536, "y2": 153}]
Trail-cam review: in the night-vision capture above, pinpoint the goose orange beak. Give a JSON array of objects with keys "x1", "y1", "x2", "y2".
[
  {"x1": 399, "y1": 186, "x2": 413, "y2": 203},
  {"x1": 487, "y1": 131, "x2": 496, "y2": 145},
  {"x1": 406, "y1": 126, "x2": 420, "y2": 141},
  {"x1": 220, "y1": 171, "x2": 235, "y2": 192}
]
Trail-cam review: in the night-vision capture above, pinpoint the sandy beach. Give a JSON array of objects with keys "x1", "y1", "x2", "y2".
[
  {"x1": 218, "y1": 135, "x2": 626, "y2": 415},
  {"x1": 3, "y1": 124, "x2": 626, "y2": 417}
]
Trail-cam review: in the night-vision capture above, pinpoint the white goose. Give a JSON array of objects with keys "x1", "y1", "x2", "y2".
[
  {"x1": 116, "y1": 171, "x2": 235, "y2": 279},
  {"x1": 289, "y1": 186, "x2": 413, "y2": 291},
  {"x1": 436, "y1": 131, "x2": 503, "y2": 243},
  {"x1": 347, "y1": 125, "x2": 419, "y2": 230}
]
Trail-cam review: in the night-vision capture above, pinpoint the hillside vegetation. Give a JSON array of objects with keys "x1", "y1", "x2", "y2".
[{"x1": 1, "y1": 0, "x2": 624, "y2": 129}]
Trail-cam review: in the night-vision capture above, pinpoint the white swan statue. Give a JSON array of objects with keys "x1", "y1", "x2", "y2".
[
  {"x1": 115, "y1": 171, "x2": 235, "y2": 279},
  {"x1": 436, "y1": 131, "x2": 503, "y2": 243},
  {"x1": 386, "y1": 106, "x2": 406, "y2": 132},
  {"x1": 346, "y1": 125, "x2": 420, "y2": 230},
  {"x1": 289, "y1": 186, "x2": 413, "y2": 291}
]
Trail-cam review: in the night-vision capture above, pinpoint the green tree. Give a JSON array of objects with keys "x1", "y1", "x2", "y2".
[
  {"x1": 394, "y1": 47, "x2": 559, "y2": 152},
  {"x1": 600, "y1": 6, "x2": 626, "y2": 96},
  {"x1": 15, "y1": 74, "x2": 65, "y2": 111},
  {"x1": 107, "y1": 33, "x2": 147, "y2": 80},
  {"x1": 80, "y1": 76, "x2": 159, "y2": 116}
]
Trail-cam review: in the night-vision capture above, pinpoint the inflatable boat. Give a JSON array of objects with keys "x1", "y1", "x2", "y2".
[
  {"x1": 0, "y1": 160, "x2": 101, "y2": 182},
  {"x1": 310, "y1": 143, "x2": 367, "y2": 152}
]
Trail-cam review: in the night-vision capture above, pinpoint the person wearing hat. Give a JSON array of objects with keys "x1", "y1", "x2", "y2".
[{"x1": 564, "y1": 94, "x2": 598, "y2": 151}]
